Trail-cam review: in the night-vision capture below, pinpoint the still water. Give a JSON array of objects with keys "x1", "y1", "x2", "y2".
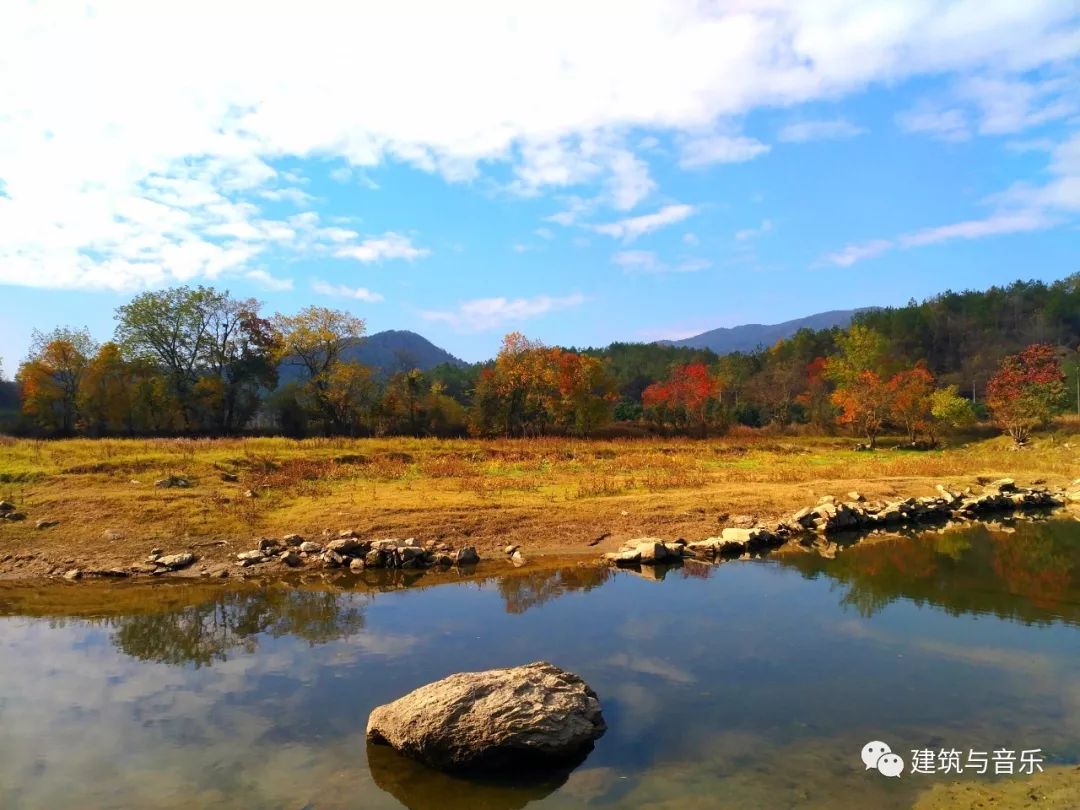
[{"x1": 1, "y1": 519, "x2": 1078, "y2": 809}]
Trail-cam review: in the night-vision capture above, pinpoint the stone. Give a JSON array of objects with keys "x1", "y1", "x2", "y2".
[
  {"x1": 280, "y1": 551, "x2": 303, "y2": 568},
  {"x1": 220, "y1": 472, "x2": 239, "y2": 482},
  {"x1": 504, "y1": 544, "x2": 519, "y2": 555},
  {"x1": 338, "y1": 528, "x2": 358, "y2": 539},
  {"x1": 728, "y1": 514, "x2": 756, "y2": 528},
  {"x1": 349, "y1": 558, "x2": 365, "y2": 573},
  {"x1": 322, "y1": 549, "x2": 345, "y2": 567},
  {"x1": 236, "y1": 550, "x2": 265, "y2": 562},
  {"x1": 364, "y1": 549, "x2": 386, "y2": 568},
  {"x1": 299, "y1": 541, "x2": 322, "y2": 554},
  {"x1": 282, "y1": 533, "x2": 304, "y2": 547},
  {"x1": 454, "y1": 546, "x2": 480, "y2": 566},
  {"x1": 604, "y1": 548, "x2": 641, "y2": 564},
  {"x1": 5, "y1": 512, "x2": 26, "y2": 521},
  {"x1": 327, "y1": 537, "x2": 368, "y2": 556},
  {"x1": 990, "y1": 478, "x2": 1017, "y2": 492},
  {"x1": 635, "y1": 540, "x2": 669, "y2": 564},
  {"x1": 35, "y1": 519, "x2": 59, "y2": 530},
  {"x1": 847, "y1": 491, "x2": 864, "y2": 502},
  {"x1": 154, "y1": 476, "x2": 190, "y2": 489},
  {"x1": 510, "y1": 550, "x2": 527, "y2": 566},
  {"x1": 0, "y1": 500, "x2": 15, "y2": 513},
  {"x1": 157, "y1": 552, "x2": 197, "y2": 570},
  {"x1": 433, "y1": 553, "x2": 454, "y2": 567},
  {"x1": 258, "y1": 537, "x2": 281, "y2": 553},
  {"x1": 366, "y1": 661, "x2": 605, "y2": 771},
  {"x1": 63, "y1": 569, "x2": 82, "y2": 581}
]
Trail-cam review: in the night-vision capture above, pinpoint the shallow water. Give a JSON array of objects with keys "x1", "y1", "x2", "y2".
[{"x1": 1, "y1": 518, "x2": 1078, "y2": 809}]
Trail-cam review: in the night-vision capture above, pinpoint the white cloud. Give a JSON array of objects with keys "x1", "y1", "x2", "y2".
[
  {"x1": 735, "y1": 219, "x2": 774, "y2": 241},
  {"x1": 778, "y1": 119, "x2": 866, "y2": 143},
  {"x1": 311, "y1": 280, "x2": 384, "y2": 302},
  {"x1": 534, "y1": 227, "x2": 555, "y2": 240},
  {"x1": 826, "y1": 128, "x2": 1080, "y2": 267},
  {"x1": 612, "y1": 250, "x2": 710, "y2": 274},
  {"x1": 332, "y1": 232, "x2": 429, "y2": 263},
  {"x1": 682, "y1": 232, "x2": 699, "y2": 246},
  {"x1": 594, "y1": 204, "x2": 695, "y2": 241},
  {"x1": 896, "y1": 104, "x2": 971, "y2": 141},
  {"x1": 2, "y1": 1, "x2": 1079, "y2": 288},
  {"x1": 420, "y1": 293, "x2": 584, "y2": 331},
  {"x1": 679, "y1": 134, "x2": 770, "y2": 168},
  {"x1": 245, "y1": 269, "x2": 293, "y2": 291}
]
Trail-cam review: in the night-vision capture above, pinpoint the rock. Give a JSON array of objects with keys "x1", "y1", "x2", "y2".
[
  {"x1": 322, "y1": 549, "x2": 345, "y2": 567},
  {"x1": 154, "y1": 476, "x2": 190, "y2": 489},
  {"x1": 728, "y1": 514, "x2": 756, "y2": 528},
  {"x1": 63, "y1": 569, "x2": 82, "y2": 581},
  {"x1": 299, "y1": 541, "x2": 322, "y2": 554},
  {"x1": 35, "y1": 519, "x2": 59, "y2": 530},
  {"x1": 102, "y1": 529, "x2": 125, "y2": 541},
  {"x1": 282, "y1": 533, "x2": 304, "y2": 547},
  {"x1": 0, "y1": 500, "x2": 15, "y2": 513},
  {"x1": 279, "y1": 551, "x2": 303, "y2": 567},
  {"x1": 364, "y1": 549, "x2": 386, "y2": 568},
  {"x1": 150, "y1": 547, "x2": 163, "y2": 556},
  {"x1": 338, "y1": 528, "x2": 358, "y2": 539},
  {"x1": 604, "y1": 548, "x2": 641, "y2": 564},
  {"x1": 366, "y1": 661, "x2": 605, "y2": 771},
  {"x1": 243, "y1": 489, "x2": 258, "y2": 498},
  {"x1": 349, "y1": 558, "x2": 365, "y2": 573},
  {"x1": 157, "y1": 552, "x2": 197, "y2": 570},
  {"x1": 236, "y1": 550, "x2": 265, "y2": 562},
  {"x1": 454, "y1": 546, "x2": 480, "y2": 566},
  {"x1": 504, "y1": 544, "x2": 519, "y2": 555},
  {"x1": 847, "y1": 491, "x2": 864, "y2": 502},
  {"x1": 5, "y1": 511, "x2": 26, "y2": 521},
  {"x1": 258, "y1": 537, "x2": 281, "y2": 553},
  {"x1": 635, "y1": 540, "x2": 669, "y2": 564},
  {"x1": 433, "y1": 552, "x2": 453, "y2": 567},
  {"x1": 220, "y1": 472, "x2": 239, "y2": 482},
  {"x1": 990, "y1": 478, "x2": 1017, "y2": 492},
  {"x1": 510, "y1": 550, "x2": 527, "y2": 566},
  {"x1": 327, "y1": 537, "x2": 369, "y2": 556}
]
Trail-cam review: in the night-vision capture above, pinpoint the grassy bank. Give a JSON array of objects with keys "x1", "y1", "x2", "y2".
[{"x1": 0, "y1": 429, "x2": 1077, "y2": 578}]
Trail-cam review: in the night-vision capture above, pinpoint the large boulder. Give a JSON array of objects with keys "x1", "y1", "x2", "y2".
[{"x1": 366, "y1": 661, "x2": 606, "y2": 771}]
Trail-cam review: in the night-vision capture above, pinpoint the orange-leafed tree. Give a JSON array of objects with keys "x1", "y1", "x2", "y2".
[
  {"x1": 831, "y1": 370, "x2": 890, "y2": 448},
  {"x1": 642, "y1": 362, "x2": 723, "y2": 434},
  {"x1": 17, "y1": 327, "x2": 96, "y2": 434},
  {"x1": 887, "y1": 361, "x2": 935, "y2": 443},
  {"x1": 986, "y1": 343, "x2": 1066, "y2": 445}
]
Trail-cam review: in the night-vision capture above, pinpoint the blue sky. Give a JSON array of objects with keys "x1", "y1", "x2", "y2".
[{"x1": 1, "y1": 2, "x2": 1079, "y2": 370}]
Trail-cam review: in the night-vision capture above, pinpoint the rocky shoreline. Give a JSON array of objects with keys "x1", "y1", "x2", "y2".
[{"x1": 605, "y1": 478, "x2": 1080, "y2": 567}]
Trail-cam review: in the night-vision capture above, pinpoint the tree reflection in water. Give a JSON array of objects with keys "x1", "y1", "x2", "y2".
[
  {"x1": 778, "y1": 519, "x2": 1080, "y2": 626},
  {"x1": 107, "y1": 587, "x2": 367, "y2": 667},
  {"x1": 496, "y1": 565, "x2": 612, "y2": 614}
]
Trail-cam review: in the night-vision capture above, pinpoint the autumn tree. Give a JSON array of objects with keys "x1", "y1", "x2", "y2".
[
  {"x1": 17, "y1": 327, "x2": 97, "y2": 433},
  {"x1": 986, "y1": 343, "x2": 1066, "y2": 445},
  {"x1": 887, "y1": 361, "x2": 935, "y2": 443},
  {"x1": 548, "y1": 349, "x2": 617, "y2": 435},
  {"x1": 831, "y1": 370, "x2": 890, "y2": 448},
  {"x1": 272, "y1": 306, "x2": 371, "y2": 434},
  {"x1": 929, "y1": 385, "x2": 976, "y2": 441},
  {"x1": 115, "y1": 286, "x2": 224, "y2": 427},
  {"x1": 642, "y1": 362, "x2": 724, "y2": 435}
]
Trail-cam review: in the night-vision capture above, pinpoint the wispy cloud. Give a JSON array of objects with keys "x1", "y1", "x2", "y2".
[
  {"x1": 311, "y1": 280, "x2": 384, "y2": 302},
  {"x1": 778, "y1": 119, "x2": 866, "y2": 143},
  {"x1": 593, "y1": 204, "x2": 695, "y2": 241},
  {"x1": 679, "y1": 134, "x2": 769, "y2": 168},
  {"x1": 332, "y1": 233, "x2": 429, "y2": 263},
  {"x1": 734, "y1": 219, "x2": 774, "y2": 241},
  {"x1": 420, "y1": 293, "x2": 585, "y2": 332},
  {"x1": 245, "y1": 269, "x2": 293, "y2": 291},
  {"x1": 896, "y1": 104, "x2": 970, "y2": 142},
  {"x1": 612, "y1": 250, "x2": 710, "y2": 274}
]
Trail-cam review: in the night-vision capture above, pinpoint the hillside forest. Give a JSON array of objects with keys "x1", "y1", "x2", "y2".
[{"x1": 2, "y1": 275, "x2": 1078, "y2": 445}]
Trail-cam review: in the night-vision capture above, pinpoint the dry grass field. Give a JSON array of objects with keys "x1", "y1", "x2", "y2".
[{"x1": 1, "y1": 427, "x2": 1077, "y2": 578}]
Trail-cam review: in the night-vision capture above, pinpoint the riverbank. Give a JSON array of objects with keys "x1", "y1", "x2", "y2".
[{"x1": 0, "y1": 432, "x2": 1076, "y2": 581}]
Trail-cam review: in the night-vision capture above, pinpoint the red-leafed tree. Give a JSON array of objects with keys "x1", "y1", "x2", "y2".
[
  {"x1": 887, "y1": 361, "x2": 935, "y2": 443},
  {"x1": 796, "y1": 356, "x2": 835, "y2": 431},
  {"x1": 642, "y1": 362, "x2": 723, "y2": 434},
  {"x1": 831, "y1": 370, "x2": 890, "y2": 448},
  {"x1": 986, "y1": 343, "x2": 1066, "y2": 445}
]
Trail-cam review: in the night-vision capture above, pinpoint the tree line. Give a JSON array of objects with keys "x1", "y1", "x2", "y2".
[{"x1": 2, "y1": 274, "x2": 1078, "y2": 443}]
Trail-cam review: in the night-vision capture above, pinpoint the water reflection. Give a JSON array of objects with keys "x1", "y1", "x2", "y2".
[
  {"x1": 777, "y1": 518, "x2": 1080, "y2": 626},
  {"x1": 0, "y1": 520, "x2": 1076, "y2": 809}
]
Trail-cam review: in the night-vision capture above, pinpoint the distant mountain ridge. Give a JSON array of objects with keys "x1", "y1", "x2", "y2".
[
  {"x1": 278, "y1": 329, "x2": 465, "y2": 385},
  {"x1": 659, "y1": 309, "x2": 871, "y2": 354}
]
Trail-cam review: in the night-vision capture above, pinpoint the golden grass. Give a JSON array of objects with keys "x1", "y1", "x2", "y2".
[{"x1": 0, "y1": 429, "x2": 1076, "y2": 575}]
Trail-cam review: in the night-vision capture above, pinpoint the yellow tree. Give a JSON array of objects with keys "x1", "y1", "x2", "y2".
[
  {"x1": 272, "y1": 306, "x2": 370, "y2": 434},
  {"x1": 17, "y1": 328, "x2": 96, "y2": 433}
]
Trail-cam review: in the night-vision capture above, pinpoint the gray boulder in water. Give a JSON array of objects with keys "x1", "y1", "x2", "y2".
[{"x1": 366, "y1": 661, "x2": 606, "y2": 771}]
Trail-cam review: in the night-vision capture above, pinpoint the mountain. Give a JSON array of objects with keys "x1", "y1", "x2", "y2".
[
  {"x1": 660, "y1": 309, "x2": 869, "y2": 354},
  {"x1": 278, "y1": 330, "x2": 466, "y2": 386}
]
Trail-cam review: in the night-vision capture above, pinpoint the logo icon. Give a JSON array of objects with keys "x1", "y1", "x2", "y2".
[{"x1": 861, "y1": 740, "x2": 904, "y2": 778}]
